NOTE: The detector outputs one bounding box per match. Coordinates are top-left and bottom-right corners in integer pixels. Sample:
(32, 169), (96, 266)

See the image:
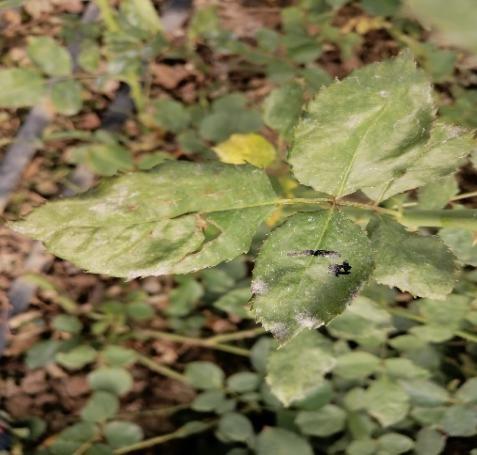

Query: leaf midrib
(335, 102), (391, 198)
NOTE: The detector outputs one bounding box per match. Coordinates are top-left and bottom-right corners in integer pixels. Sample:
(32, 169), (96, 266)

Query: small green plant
(11, 51), (477, 344)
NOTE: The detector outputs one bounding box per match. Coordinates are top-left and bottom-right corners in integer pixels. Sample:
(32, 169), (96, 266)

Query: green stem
(136, 354), (189, 383)
(451, 190), (477, 202)
(205, 327), (266, 343)
(95, 0), (119, 32)
(136, 329), (253, 357)
(114, 421), (216, 454)
(386, 307), (477, 343)
(398, 209), (477, 230)
(117, 404), (189, 419)
(208, 197), (477, 229)
(125, 69), (146, 112)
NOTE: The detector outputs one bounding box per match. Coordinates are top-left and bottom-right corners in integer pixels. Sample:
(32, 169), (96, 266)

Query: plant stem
(125, 69), (146, 112)
(386, 307), (477, 343)
(451, 190), (477, 202)
(95, 0), (119, 32)
(117, 404), (189, 419)
(205, 327), (266, 343)
(210, 197), (477, 229)
(398, 209), (477, 230)
(136, 354), (189, 383)
(136, 329), (254, 357)
(114, 421), (216, 454)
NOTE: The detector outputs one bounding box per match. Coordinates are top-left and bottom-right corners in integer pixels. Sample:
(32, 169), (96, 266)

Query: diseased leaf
(266, 331), (335, 406)
(27, 36), (72, 76)
(289, 51), (474, 200)
(368, 216), (456, 299)
(213, 133), (276, 168)
(406, 0), (477, 55)
(11, 162), (276, 279)
(251, 210), (374, 342)
(0, 68), (45, 108)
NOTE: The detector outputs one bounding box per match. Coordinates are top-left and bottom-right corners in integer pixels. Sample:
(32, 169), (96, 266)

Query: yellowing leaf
(213, 133), (276, 168)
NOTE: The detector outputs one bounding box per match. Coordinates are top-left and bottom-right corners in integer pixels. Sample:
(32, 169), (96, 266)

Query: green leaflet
(363, 122), (474, 201)
(266, 331), (335, 406)
(27, 36), (72, 77)
(251, 210), (374, 343)
(417, 175), (458, 209)
(368, 216), (456, 299)
(0, 68), (45, 108)
(365, 379), (410, 427)
(263, 82), (304, 139)
(406, 0), (477, 55)
(11, 162), (276, 279)
(289, 51), (474, 200)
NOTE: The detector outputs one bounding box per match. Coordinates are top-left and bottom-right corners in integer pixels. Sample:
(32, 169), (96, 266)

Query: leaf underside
(251, 210), (374, 343)
(11, 161), (277, 279)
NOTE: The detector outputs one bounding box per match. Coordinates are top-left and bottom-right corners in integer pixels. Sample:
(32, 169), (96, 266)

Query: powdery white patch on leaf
(251, 279), (268, 296)
(251, 210), (374, 344)
(11, 161), (277, 279)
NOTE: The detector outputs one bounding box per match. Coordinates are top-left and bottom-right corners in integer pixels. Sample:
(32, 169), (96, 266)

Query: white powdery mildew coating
(126, 266), (171, 281)
(269, 322), (289, 341)
(89, 185), (131, 215)
(251, 279), (268, 296)
(295, 312), (323, 330)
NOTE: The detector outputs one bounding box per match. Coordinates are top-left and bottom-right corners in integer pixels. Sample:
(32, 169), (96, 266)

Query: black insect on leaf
(329, 261), (352, 277)
(287, 249), (340, 257)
